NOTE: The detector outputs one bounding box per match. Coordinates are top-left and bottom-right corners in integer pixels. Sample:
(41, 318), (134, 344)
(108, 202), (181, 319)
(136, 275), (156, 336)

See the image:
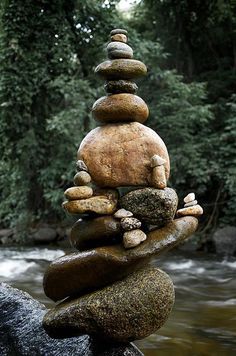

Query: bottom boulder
(43, 266), (175, 343)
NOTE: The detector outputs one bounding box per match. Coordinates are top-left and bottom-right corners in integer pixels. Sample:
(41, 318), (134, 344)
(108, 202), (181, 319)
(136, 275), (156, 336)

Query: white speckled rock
(121, 217), (141, 231)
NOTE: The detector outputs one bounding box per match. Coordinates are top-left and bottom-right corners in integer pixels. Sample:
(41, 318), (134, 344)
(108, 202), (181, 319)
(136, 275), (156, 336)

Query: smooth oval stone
(110, 28), (128, 35)
(184, 192), (195, 203)
(78, 122), (170, 188)
(107, 42), (133, 59)
(70, 216), (122, 250)
(177, 204), (203, 217)
(184, 199), (198, 207)
(64, 186), (93, 201)
(120, 187), (178, 226)
(43, 217), (198, 301)
(123, 229), (147, 249)
(92, 94), (149, 124)
(74, 171), (91, 185)
(43, 267), (175, 342)
(111, 34), (127, 43)
(114, 208), (133, 219)
(105, 80), (138, 94)
(121, 217), (141, 231)
(62, 195), (117, 215)
(95, 59), (147, 80)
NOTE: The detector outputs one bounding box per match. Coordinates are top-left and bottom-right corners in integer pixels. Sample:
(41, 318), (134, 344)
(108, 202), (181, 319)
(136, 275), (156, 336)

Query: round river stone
(107, 41), (133, 59)
(92, 94), (149, 124)
(70, 216), (122, 250)
(95, 59), (147, 80)
(110, 28), (128, 36)
(120, 187), (178, 226)
(105, 80), (138, 94)
(43, 217), (198, 301)
(43, 267), (175, 342)
(78, 122), (170, 188)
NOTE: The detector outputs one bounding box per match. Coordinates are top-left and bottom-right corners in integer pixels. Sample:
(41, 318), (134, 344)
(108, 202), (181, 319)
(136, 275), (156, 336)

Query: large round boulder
(43, 267), (175, 342)
(78, 122), (170, 187)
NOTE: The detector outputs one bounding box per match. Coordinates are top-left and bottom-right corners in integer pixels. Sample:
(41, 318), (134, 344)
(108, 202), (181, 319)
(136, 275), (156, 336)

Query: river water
(0, 246), (235, 356)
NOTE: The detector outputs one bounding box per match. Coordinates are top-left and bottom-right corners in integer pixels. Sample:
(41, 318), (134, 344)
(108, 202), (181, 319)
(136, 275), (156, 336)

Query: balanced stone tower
(42, 29), (203, 343)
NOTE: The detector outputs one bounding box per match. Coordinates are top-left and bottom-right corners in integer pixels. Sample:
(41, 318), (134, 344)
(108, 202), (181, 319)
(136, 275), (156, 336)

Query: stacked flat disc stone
(42, 29), (202, 343)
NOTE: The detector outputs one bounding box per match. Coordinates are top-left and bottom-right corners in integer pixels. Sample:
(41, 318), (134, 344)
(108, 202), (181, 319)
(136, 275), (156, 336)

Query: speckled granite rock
(0, 283), (143, 356)
(43, 267), (175, 342)
(120, 187), (178, 226)
(43, 217), (198, 301)
(70, 216), (122, 250)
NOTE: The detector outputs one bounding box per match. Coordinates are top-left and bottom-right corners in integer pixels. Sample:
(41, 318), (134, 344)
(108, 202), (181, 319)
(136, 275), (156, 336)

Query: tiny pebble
(184, 193), (195, 203)
(111, 34), (127, 43)
(184, 200), (198, 208)
(76, 160), (88, 172)
(114, 208), (133, 219)
(121, 217), (141, 231)
(123, 229), (147, 249)
(150, 154), (166, 168)
(74, 171), (91, 186)
(110, 28), (128, 36)
(177, 204), (203, 217)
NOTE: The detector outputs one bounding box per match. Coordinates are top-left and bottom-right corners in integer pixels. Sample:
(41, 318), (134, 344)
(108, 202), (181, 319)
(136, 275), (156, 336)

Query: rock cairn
(42, 29), (203, 343)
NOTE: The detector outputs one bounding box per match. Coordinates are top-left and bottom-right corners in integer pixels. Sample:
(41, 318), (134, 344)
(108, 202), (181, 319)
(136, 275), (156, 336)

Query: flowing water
(0, 246), (235, 356)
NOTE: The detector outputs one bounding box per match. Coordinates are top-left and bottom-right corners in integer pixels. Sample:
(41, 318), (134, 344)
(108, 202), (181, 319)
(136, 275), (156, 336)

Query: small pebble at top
(110, 28), (128, 36)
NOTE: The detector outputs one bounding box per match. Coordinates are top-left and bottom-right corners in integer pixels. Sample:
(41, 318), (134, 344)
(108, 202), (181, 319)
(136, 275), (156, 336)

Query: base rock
(43, 267), (175, 343)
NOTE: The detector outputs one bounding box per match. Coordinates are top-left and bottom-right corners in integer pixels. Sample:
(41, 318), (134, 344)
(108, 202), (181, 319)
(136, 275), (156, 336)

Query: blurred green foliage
(0, 0), (235, 240)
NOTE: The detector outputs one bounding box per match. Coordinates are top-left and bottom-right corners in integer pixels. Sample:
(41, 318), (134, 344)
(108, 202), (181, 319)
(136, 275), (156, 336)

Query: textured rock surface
(43, 267), (175, 342)
(95, 59), (147, 80)
(78, 122), (170, 187)
(70, 216), (122, 250)
(0, 283), (143, 356)
(64, 186), (93, 200)
(43, 217), (198, 301)
(121, 217), (141, 231)
(62, 195), (117, 215)
(120, 187), (178, 226)
(92, 94), (149, 124)
(105, 80), (138, 94)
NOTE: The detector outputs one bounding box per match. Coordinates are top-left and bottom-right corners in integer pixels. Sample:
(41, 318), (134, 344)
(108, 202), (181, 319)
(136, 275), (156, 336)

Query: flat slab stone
(95, 59), (147, 80)
(62, 195), (117, 215)
(120, 187), (178, 226)
(78, 122), (170, 188)
(43, 267), (175, 343)
(92, 94), (149, 124)
(0, 283), (143, 355)
(43, 217), (198, 301)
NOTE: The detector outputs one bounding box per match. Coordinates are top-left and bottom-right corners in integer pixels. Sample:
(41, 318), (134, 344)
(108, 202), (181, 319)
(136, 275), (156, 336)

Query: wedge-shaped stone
(70, 216), (122, 250)
(120, 187), (178, 226)
(95, 59), (147, 80)
(92, 94), (149, 124)
(43, 217), (198, 301)
(62, 195), (117, 215)
(43, 267), (175, 342)
(78, 122), (170, 187)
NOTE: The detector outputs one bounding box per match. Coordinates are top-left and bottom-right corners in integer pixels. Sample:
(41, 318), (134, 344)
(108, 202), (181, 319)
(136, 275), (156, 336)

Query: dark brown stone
(105, 80), (138, 94)
(43, 217), (198, 301)
(110, 29), (128, 36)
(43, 267), (175, 342)
(120, 187), (178, 226)
(92, 94), (149, 124)
(95, 59), (147, 80)
(70, 216), (122, 250)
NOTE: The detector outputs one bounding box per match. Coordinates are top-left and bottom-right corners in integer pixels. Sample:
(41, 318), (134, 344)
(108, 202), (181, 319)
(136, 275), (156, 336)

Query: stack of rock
(42, 29), (203, 343)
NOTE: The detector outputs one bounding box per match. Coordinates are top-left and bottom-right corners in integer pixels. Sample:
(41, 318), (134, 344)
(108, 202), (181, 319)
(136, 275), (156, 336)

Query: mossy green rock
(43, 267), (175, 342)
(43, 217), (197, 301)
(120, 187), (178, 226)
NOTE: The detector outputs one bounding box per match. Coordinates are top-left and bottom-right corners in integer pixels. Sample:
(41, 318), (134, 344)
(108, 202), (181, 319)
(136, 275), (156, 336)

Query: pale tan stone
(74, 171), (91, 186)
(184, 200), (198, 207)
(177, 204), (203, 217)
(92, 94), (149, 124)
(114, 208), (133, 219)
(111, 34), (127, 43)
(151, 165), (167, 189)
(150, 154), (166, 167)
(64, 186), (93, 201)
(62, 196), (117, 215)
(78, 122), (170, 187)
(123, 229), (147, 249)
(184, 193), (195, 203)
